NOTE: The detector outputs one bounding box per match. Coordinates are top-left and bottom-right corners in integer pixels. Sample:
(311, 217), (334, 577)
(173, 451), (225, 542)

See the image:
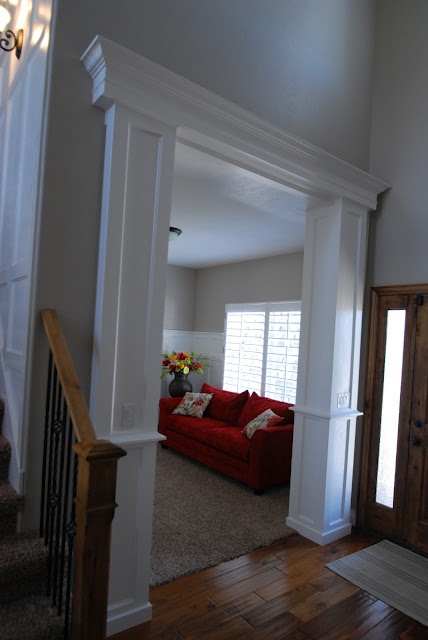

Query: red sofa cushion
(237, 392), (294, 427)
(199, 426), (250, 461)
(201, 383), (249, 424)
(166, 414), (250, 461)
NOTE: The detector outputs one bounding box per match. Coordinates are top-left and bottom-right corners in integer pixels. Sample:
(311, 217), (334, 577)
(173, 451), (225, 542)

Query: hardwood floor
(111, 529), (427, 640)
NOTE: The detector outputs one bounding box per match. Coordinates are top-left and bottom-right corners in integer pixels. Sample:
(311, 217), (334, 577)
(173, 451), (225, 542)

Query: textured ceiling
(168, 143), (312, 269)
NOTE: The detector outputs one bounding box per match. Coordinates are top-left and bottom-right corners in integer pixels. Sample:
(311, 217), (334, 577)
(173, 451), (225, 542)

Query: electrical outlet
(121, 403), (136, 429)
(337, 392), (350, 409)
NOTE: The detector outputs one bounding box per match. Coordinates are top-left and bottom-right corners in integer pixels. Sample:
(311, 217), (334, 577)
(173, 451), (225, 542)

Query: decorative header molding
(82, 35), (389, 210)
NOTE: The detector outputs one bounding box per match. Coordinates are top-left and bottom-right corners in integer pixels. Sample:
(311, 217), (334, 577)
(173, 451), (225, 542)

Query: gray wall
(194, 253), (304, 333)
(88, 0), (374, 166)
(24, 0), (427, 533)
(33, 0), (376, 396)
(26, 0), (375, 527)
(369, 0), (428, 287)
(164, 266), (196, 331)
(352, 0), (428, 515)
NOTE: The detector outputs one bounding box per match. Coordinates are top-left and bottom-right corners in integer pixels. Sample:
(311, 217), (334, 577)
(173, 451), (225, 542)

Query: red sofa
(158, 383), (294, 493)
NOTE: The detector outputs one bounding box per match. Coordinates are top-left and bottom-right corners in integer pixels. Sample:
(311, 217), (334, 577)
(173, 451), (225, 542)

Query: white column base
(106, 436), (161, 635)
(286, 516), (353, 546)
(107, 601), (152, 637)
(287, 409), (359, 546)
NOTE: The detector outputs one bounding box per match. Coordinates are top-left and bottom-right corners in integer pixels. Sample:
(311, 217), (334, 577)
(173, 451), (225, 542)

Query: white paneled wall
(161, 330), (224, 397)
(0, 0), (53, 491)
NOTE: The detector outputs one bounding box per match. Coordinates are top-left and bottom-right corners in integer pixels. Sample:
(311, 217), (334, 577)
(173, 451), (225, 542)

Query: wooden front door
(359, 284), (428, 554)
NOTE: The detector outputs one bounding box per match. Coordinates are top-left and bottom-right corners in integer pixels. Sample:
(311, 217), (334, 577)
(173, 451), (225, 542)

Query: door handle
(411, 436), (422, 446)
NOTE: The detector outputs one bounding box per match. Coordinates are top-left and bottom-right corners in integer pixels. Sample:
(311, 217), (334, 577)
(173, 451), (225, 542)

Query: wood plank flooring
(111, 529), (427, 640)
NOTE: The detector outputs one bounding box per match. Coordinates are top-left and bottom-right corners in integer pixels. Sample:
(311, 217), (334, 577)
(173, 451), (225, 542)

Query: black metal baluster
(46, 366), (59, 544)
(47, 374), (62, 597)
(45, 365), (58, 547)
(52, 396), (67, 608)
(57, 412), (73, 616)
(64, 449), (78, 639)
(40, 350), (54, 538)
(41, 341), (80, 639)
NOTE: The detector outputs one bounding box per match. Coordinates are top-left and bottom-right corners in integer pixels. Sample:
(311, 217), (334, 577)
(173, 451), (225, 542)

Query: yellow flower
(160, 350), (210, 379)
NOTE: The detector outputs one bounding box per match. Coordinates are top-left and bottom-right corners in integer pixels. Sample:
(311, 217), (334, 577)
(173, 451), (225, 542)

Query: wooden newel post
(71, 439), (126, 640)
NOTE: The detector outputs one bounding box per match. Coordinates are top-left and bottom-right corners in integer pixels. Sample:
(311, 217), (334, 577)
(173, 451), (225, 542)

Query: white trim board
(81, 36), (389, 209)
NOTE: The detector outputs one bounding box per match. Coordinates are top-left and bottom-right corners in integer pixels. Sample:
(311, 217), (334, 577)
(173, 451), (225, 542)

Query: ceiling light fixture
(169, 226), (182, 241)
(0, 4), (23, 59)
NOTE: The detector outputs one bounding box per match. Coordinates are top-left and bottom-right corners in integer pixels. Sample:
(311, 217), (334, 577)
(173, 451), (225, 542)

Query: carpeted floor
(326, 539), (428, 627)
(150, 446), (295, 586)
(0, 396), (64, 639)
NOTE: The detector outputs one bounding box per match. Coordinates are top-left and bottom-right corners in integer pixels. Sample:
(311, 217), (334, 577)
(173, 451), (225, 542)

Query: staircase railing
(40, 308), (126, 640)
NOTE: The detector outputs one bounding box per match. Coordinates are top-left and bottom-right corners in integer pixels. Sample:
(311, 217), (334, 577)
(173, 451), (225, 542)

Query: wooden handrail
(41, 308), (96, 443)
(41, 307), (126, 640)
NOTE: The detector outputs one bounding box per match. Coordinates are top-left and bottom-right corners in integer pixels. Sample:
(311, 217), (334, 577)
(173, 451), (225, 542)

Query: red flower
(160, 350), (209, 380)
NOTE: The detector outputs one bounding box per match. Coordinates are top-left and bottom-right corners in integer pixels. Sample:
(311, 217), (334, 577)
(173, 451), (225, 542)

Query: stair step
(0, 592), (65, 640)
(0, 480), (24, 537)
(0, 531), (48, 603)
(0, 398), (65, 637)
(0, 433), (11, 481)
(0, 396), (4, 434)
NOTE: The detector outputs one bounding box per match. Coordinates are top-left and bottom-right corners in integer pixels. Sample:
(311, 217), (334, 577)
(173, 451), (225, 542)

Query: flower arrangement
(161, 351), (208, 379)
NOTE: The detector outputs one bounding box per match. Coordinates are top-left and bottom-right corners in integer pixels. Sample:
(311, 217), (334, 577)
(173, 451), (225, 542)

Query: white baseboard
(107, 601), (152, 637)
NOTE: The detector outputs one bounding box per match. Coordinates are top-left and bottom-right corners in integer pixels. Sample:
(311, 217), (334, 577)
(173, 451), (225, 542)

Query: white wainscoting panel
(0, 0), (53, 492)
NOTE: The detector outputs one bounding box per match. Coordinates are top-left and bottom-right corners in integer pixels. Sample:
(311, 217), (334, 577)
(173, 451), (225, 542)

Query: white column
(286, 198), (368, 545)
(89, 103), (177, 635)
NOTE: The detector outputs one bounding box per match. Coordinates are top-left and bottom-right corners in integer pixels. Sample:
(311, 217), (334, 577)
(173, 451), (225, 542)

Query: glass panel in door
(375, 309), (406, 507)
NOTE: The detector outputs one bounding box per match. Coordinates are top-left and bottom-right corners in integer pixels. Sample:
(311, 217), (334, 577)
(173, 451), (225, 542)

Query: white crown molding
(81, 35), (389, 210)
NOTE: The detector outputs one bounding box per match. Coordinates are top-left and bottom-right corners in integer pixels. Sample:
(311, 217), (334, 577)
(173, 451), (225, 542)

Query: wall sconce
(169, 227), (182, 241)
(0, 4), (23, 59)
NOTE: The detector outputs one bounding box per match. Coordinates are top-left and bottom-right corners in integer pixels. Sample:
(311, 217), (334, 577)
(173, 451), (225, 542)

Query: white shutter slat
(224, 305), (301, 402)
(224, 311), (263, 394)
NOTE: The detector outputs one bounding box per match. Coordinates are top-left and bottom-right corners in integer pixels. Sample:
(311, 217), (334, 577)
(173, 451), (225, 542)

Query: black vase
(169, 372), (193, 397)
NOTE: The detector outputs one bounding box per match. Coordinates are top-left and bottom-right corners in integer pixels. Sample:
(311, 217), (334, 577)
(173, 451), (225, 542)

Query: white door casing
(81, 36), (389, 636)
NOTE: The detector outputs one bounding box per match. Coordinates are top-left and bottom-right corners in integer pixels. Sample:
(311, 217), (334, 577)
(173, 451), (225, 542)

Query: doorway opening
(155, 141), (308, 580)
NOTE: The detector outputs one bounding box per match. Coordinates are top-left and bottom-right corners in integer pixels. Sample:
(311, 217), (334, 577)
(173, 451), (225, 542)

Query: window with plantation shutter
(223, 302), (301, 403)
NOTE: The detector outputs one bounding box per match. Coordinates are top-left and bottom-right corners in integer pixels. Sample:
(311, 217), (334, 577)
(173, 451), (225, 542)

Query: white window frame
(223, 301), (301, 403)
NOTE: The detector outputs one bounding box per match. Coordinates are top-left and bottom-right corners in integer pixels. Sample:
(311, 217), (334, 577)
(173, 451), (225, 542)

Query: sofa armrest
(247, 424), (294, 490)
(159, 397), (182, 432)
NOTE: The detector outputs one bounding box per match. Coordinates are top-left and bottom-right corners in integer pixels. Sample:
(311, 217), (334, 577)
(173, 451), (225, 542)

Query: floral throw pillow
(172, 392), (213, 418)
(242, 408), (283, 439)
